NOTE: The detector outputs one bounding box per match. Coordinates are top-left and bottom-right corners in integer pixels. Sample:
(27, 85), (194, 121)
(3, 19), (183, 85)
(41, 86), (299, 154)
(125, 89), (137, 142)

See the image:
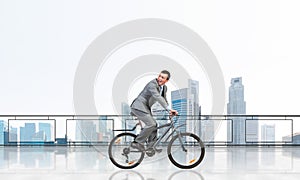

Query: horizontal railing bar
(1, 114), (300, 117)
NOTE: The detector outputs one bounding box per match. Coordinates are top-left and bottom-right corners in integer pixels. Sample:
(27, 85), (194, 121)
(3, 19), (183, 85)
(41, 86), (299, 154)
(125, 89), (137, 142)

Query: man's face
(157, 73), (169, 86)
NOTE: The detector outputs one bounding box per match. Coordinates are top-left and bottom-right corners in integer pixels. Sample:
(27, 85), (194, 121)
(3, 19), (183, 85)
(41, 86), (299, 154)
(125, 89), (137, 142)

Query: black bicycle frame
(151, 117), (186, 149)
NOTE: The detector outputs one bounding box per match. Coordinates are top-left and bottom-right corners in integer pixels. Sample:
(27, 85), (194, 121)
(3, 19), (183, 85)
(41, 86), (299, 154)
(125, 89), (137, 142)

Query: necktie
(160, 86), (163, 96)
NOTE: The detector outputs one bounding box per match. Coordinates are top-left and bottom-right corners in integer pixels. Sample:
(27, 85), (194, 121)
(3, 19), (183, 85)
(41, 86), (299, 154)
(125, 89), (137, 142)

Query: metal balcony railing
(0, 115), (299, 146)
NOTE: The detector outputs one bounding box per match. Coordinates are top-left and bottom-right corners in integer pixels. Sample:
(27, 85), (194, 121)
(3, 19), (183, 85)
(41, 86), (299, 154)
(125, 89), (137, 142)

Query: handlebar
(151, 109), (179, 115)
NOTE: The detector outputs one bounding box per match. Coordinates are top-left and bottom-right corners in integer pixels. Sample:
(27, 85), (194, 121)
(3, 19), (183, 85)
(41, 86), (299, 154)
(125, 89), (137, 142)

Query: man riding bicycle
(130, 70), (178, 151)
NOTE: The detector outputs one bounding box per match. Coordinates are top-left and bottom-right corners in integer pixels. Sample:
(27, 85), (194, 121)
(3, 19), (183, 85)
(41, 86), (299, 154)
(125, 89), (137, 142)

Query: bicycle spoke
(108, 133), (145, 169)
(167, 133), (205, 169)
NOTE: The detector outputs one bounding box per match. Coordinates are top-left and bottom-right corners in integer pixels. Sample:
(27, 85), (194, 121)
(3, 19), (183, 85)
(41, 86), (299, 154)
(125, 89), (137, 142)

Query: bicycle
(108, 114), (205, 169)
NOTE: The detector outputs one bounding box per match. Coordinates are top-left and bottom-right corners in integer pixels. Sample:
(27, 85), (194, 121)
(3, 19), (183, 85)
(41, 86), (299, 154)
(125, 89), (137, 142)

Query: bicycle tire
(108, 132), (145, 169)
(167, 132), (205, 169)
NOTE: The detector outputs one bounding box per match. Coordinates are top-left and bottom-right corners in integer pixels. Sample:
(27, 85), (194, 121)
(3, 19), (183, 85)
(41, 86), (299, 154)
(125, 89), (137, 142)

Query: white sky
(1, 0), (300, 116)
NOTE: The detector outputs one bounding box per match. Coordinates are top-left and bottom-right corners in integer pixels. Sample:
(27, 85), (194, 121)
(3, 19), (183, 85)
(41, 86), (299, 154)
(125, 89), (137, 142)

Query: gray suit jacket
(130, 78), (169, 114)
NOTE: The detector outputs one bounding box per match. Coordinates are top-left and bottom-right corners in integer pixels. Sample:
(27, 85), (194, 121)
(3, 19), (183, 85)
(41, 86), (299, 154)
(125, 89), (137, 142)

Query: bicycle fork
(177, 131), (188, 152)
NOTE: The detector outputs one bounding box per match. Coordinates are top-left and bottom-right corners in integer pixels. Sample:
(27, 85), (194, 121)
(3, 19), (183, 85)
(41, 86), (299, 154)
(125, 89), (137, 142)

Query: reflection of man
(130, 70), (178, 151)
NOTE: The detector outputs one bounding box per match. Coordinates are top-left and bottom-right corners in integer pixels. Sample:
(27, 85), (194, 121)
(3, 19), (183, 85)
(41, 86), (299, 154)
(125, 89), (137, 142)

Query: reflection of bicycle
(108, 114), (205, 169)
(109, 170), (144, 180)
(108, 170), (204, 180)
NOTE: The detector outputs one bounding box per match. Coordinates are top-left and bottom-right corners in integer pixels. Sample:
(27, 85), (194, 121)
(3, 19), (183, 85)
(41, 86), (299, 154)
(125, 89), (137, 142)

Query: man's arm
(148, 81), (178, 115)
(148, 83), (169, 110)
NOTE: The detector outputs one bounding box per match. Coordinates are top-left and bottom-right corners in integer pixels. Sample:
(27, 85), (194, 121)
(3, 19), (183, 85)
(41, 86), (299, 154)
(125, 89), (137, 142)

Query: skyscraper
(171, 88), (189, 133)
(227, 77), (246, 144)
(39, 123), (52, 142)
(171, 79), (200, 135)
(227, 77), (246, 114)
(121, 102), (134, 131)
(246, 116), (259, 143)
(75, 120), (97, 142)
(0, 120), (5, 145)
(20, 123), (36, 142)
(246, 116), (258, 144)
(188, 79), (200, 116)
(261, 124), (275, 142)
(282, 133), (297, 144)
(121, 102), (131, 116)
(9, 127), (18, 144)
(99, 115), (108, 142)
(188, 79), (201, 136)
(201, 116), (215, 143)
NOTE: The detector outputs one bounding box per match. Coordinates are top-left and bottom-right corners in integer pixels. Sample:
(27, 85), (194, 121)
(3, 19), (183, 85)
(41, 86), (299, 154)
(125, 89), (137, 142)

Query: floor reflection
(109, 170), (145, 180)
(108, 170), (204, 180)
(168, 170), (204, 180)
(0, 146), (300, 178)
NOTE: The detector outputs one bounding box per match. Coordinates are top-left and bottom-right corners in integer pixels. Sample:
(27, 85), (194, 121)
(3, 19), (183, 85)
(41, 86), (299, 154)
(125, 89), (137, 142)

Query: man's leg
(134, 114), (157, 143)
(131, 109), (157, 144)
(147, 126), (158, 145)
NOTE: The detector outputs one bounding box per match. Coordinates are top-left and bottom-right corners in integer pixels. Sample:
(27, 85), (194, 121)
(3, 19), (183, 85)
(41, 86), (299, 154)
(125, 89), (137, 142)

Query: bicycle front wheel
(167, 132), (205, 169)
(108, 133), (145, 169)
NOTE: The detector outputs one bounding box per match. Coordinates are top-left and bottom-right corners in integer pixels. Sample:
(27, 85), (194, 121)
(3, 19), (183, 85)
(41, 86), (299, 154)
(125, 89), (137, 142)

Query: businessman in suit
(130, 70), (178, 151)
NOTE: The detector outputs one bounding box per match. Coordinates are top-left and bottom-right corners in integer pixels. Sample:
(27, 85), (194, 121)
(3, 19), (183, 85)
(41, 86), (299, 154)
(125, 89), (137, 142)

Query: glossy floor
(0, 146), (300, 179)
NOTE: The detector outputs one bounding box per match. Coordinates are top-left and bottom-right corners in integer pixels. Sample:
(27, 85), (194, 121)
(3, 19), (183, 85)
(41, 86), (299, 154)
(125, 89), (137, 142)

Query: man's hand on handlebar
(169, 109), (178, 116)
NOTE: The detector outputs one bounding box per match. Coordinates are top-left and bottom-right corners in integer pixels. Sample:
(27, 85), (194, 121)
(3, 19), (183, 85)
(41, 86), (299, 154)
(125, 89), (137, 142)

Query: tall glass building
(9, 127), (18, 144)
(261, 124), (275, 142)
(246, 116), (259, 143)
(188, 79), (201, 136)
(0, 120), (5, 145)
(39, 123), (52, 142)
(171, 88), (189, 133)
(227, 77), (247, 144)
(201, 116), (215, 143)
(20, 123), (36, 142)
(171, 79), (200, 135)
(75, 120), (97, 143)
(122, 102), (134, 131)
(99, 115), (109, 142)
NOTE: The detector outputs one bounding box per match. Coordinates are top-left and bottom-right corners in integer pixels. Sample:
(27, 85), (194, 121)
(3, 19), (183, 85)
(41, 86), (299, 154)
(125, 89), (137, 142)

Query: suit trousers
(131, 108), (157, 144)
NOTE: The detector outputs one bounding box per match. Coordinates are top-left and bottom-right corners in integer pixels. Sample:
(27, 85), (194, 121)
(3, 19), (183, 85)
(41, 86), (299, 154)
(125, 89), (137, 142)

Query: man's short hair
(161, 70), (171, 80)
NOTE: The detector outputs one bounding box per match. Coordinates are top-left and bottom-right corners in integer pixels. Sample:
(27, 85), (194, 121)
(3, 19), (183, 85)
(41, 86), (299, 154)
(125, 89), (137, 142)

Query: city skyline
(0, 120), (54, 145)
(0, 75), (298, 145)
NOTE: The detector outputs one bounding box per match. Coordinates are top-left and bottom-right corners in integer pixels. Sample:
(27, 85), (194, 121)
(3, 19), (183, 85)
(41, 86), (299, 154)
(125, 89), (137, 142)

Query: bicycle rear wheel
(167, 132), (205, 169)
(108, 132), (145, 169)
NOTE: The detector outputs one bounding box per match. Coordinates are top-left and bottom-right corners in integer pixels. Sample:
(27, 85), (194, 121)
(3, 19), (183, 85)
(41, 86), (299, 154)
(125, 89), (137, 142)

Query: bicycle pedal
(131, 141), (145, 151)
(154, 148), (162, 153)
